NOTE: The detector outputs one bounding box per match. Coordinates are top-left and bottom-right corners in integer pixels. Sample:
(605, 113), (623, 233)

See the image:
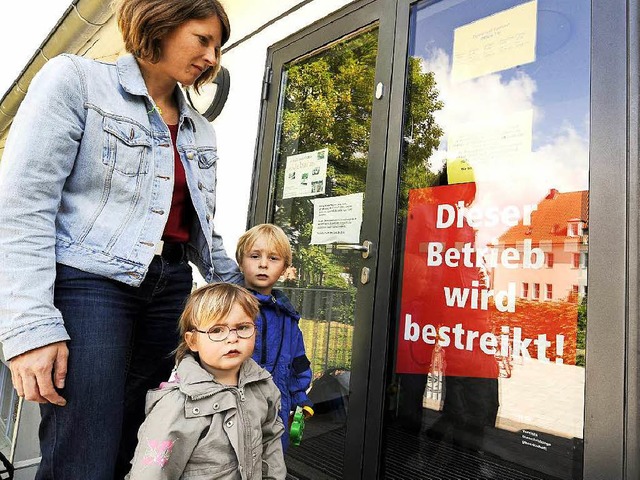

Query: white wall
(210, 0), (353, 256)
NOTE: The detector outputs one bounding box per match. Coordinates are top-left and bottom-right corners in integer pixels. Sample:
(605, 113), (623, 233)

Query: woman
(0, 0), (242, 478)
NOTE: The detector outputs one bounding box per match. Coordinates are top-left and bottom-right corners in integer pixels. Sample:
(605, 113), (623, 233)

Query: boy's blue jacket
(251, 289), (312, 449)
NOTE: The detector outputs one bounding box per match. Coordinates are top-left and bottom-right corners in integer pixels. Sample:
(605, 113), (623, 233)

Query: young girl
(127, 283), (286, 479)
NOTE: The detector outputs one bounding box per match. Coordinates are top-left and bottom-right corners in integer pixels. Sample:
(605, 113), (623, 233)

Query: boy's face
(185, 303), (256, 385)
(240, 237), (287, 295)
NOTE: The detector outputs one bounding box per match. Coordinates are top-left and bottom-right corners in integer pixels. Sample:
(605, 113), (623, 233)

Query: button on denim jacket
(0, 54), (242, 360)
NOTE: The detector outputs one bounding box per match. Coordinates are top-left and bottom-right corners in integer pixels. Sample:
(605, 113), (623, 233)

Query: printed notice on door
(310, 193), (364, 245)
(447, 109), (533, 165)
(451, 0), (537, 82)
(282, 148), (328, 199)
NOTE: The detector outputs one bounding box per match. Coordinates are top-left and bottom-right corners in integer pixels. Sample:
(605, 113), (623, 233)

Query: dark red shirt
(162, 124), (193, 243)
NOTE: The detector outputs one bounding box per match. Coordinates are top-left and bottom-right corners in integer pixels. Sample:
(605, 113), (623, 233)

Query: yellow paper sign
(447, 158), (475, 185)
(451, 0), (537, 82)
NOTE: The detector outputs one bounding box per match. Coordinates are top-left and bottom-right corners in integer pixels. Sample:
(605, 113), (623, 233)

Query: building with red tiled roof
(490, 189), (589, 302)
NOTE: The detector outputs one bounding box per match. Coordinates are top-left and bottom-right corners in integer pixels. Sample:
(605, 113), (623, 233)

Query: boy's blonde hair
(113, 0), (230, 93)
(236, 224), (293, 267)
(175, 283), (259, 362)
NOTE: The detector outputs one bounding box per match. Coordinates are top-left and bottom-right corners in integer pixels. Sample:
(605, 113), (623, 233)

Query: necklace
(147, 104), (163, 116)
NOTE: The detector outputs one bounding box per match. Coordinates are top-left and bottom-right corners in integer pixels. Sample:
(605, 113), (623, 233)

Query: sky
(410, 0), (590, 247)
(0, 0), (73, 100)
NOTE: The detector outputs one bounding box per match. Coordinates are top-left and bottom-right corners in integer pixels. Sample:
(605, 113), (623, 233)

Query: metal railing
(281, 287), (355, 377)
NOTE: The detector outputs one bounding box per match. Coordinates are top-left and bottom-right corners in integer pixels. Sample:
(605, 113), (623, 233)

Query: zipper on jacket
(191, 390), (218, 401)
(229, 387), (253, 479)
(260, 312), (268, 365)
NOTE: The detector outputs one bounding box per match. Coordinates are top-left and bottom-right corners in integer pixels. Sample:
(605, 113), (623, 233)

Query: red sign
(395, 185), (578, 377)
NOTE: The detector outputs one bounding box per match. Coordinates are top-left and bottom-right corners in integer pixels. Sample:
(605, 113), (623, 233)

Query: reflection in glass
(268, 28), (379, 479)
(383, 1), (589, 479)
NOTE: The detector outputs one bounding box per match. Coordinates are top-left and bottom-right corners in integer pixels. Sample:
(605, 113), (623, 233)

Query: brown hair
(175, 283), (259, 363)
(113, 0), (230, 92)
(236, 224), (293, 267)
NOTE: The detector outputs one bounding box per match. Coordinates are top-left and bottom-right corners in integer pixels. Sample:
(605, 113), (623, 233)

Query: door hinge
(261, 67), (273, 101)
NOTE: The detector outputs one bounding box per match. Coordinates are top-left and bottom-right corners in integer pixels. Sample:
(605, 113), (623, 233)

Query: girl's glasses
(193, 323), (256, 342)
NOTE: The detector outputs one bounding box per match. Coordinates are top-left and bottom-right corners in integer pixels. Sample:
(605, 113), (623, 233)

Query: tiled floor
(285, 414), (573, 479)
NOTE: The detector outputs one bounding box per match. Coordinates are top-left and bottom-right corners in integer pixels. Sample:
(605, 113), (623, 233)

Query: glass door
(252, 1), (393, 478)
(380, 1), (591, 479)
(270, 28), (378, 479)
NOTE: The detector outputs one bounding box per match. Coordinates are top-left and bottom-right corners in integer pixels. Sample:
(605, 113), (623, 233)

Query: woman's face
(153, 15), (223, 86)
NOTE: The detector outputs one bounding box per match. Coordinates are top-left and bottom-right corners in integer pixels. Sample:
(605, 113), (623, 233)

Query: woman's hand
(9, 342), (68, 406)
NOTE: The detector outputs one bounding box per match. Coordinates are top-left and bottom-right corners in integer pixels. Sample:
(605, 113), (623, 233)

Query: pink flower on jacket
(142, 439), (175, 467)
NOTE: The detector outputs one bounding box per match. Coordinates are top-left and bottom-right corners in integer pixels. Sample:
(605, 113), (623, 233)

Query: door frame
(363, 0), (636, 478)
(626, 2), (640, 477)
(586, 0), (636, 478)
(250, 0), (397, 478)
(251, 0), (638, 478)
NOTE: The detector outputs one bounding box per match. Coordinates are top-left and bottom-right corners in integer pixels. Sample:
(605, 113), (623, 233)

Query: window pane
(267, 27), (380, 479)
(383, 1), (589, 478)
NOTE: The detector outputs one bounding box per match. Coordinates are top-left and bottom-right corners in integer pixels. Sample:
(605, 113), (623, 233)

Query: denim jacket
(0, 54), (242, 360)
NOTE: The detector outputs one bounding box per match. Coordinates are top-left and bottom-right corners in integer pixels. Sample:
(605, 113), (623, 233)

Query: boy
(236, 224), (314, 450)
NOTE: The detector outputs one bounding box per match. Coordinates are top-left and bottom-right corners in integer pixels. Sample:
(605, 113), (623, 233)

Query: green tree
(272, 29), (444, 289)
(398, 56), (445, 214)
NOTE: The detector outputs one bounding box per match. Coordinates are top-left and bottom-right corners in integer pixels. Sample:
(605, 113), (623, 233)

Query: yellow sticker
(447, 158), (475, 185)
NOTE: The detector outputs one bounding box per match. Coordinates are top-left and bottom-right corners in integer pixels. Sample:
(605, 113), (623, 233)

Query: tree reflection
(273, 37), (446, 289)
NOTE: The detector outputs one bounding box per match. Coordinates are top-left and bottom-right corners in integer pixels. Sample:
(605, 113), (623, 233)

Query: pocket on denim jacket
(196, 147), (218, 170)
(195, 148), (218, 202)
(102, 116), (151, 176)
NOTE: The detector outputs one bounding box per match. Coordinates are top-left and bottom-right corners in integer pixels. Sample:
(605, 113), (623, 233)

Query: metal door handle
(335, 240), (373, 259)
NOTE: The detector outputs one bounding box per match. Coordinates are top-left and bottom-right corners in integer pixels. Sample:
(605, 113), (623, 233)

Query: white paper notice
(451, 0), (537, 82)
(282, 148), (328, 199)
(447, 109), (533, 165)
(310, 193), (364, 245)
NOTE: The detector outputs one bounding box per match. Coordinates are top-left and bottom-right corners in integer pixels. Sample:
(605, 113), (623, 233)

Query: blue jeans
(36, 256), (192, 480)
